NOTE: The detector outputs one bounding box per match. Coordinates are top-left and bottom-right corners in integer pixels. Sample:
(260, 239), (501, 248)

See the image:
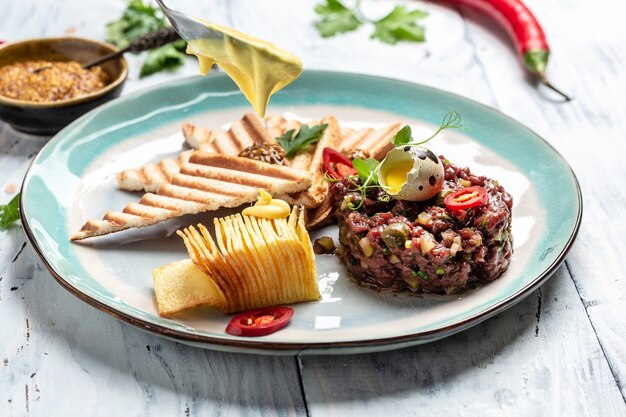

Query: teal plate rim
(19, 70), (583, 354)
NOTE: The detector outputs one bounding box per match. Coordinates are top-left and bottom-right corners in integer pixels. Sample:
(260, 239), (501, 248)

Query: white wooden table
(1, 1), (625, 416)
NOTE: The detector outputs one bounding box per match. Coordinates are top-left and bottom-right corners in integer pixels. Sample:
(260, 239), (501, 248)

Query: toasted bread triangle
(72, 153), (312, 240)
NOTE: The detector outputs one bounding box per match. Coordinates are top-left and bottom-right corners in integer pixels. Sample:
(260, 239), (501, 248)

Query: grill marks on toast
(117, 150), (194, 193)
(80, 116), (404, 239)
(340, 122), (402, 161)
(117, 117), (401, 194)
(117, 114), (275, 193)
(71, 153), (312, 241)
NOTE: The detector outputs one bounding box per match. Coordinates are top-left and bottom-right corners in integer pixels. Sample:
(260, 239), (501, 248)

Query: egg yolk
(385, 160), (413, 194)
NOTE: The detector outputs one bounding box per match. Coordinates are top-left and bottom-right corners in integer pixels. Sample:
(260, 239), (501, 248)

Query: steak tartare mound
(332, 156), (513, 294)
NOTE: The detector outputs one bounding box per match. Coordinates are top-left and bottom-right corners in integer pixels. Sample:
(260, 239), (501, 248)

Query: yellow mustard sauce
(242, 190), (291, 219)
(384, 160), (413, 194)
(186, 20), (303, 117)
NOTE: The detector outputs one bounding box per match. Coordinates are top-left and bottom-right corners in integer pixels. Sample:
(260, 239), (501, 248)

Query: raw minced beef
(331, 155), (513, 294)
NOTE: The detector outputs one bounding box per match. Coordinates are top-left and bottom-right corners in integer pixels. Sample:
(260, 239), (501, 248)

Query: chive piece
(436, 268), (445, 275)
(440, 213), (454, 223)
(417, 270), (429, 280)
(410, 269), (418, 277)
(382, 247), (391, 255)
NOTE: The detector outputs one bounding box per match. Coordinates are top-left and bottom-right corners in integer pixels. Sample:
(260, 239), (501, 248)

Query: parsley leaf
(106, 0), (187, 77)
(391, 125), (412, 146)
(140, 40), (187, 78)
(276, 123), (328, 158)
(0, 193), (21, 230)
(314, 1), (428, 44)
(372, 5), (428, 45)
(106, 0), (165, 49)
(314, 0), (362, 37)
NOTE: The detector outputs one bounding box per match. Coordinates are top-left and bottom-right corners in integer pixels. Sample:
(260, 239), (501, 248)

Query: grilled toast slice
(184, 112), (275, 153)
(340, 122), (402, 161)
(117, 113), (275, 193)
(72, 153), (311, 240)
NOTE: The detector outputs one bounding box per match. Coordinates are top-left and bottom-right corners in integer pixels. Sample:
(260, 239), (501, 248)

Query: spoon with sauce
(155, 0), (303, 117)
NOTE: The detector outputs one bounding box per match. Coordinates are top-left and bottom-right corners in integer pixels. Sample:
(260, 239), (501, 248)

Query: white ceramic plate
(21, 72), (581, 354)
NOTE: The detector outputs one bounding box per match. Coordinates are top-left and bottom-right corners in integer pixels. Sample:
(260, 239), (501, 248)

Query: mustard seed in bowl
(0, 60), (109, 103)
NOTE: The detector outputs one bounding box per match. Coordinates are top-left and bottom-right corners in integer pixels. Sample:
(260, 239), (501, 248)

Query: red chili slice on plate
(225, 306), (294, 337)
(322, 147), (357, 179)
(444, 186), (489, 211)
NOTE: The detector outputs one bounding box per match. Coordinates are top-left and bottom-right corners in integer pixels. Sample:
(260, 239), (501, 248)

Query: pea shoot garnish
(329, 110), (464, 211)
(391, 110), (464, 147)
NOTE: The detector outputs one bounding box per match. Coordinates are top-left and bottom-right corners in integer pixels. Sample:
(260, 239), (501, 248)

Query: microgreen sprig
(348, 157), (381, 209)
(392, 110), (464, 147)
(330, 111), (464, 211)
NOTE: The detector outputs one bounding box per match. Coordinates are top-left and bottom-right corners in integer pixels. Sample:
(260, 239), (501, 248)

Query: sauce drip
(242, 190), (291, 219)
(384, 160), (413, 194)
(186, 20), (303, 117)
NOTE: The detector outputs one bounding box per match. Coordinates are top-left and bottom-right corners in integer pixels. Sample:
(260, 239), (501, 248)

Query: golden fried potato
(165, 206), (320, 315)
(153, 259), (225, 317)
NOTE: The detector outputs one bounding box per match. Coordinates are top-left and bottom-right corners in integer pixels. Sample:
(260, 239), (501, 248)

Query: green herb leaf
(140, 42), (187, 78)
(391, 125), (412, 146)
(106, 0), (166, 48)
(397, 110), (464, 148)
(371, 5), (427, 45)
(106, 0), (185, 77)
(352, 157), (379, 184)
(348, 157), (382, 210)
(0, 193), (20, 229)
(417, 270), (429, 280)
(275, 123), (328, 158)
(351, 158), (369, 182)
(314, 0), (362, 37)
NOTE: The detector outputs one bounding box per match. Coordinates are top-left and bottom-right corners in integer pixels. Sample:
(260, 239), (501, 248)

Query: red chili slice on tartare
(444, 186), (488, 211)
(225, 306), (294, 337)
(322, 147), (357, 179)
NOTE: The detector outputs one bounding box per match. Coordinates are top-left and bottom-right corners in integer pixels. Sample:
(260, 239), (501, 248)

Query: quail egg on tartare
(378, 146), (444, 201)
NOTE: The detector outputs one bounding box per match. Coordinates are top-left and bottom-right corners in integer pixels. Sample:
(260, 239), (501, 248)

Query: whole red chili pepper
(436, 0), (571, 101)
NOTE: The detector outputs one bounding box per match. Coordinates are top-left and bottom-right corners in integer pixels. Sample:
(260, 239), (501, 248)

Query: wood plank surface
(299, 268), (625, 416)
(0, 0), (624, 416)
(0, 244), (307, 417)
(460, 0), (626, 400)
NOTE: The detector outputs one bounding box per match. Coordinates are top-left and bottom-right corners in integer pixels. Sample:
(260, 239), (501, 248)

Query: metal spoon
(33, 0), (222, 75)
(154, 0), (224, 42)
(82, 27), (181, 69)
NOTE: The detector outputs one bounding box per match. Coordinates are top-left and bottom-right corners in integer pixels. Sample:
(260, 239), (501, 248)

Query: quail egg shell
(379, 146), (445, 201)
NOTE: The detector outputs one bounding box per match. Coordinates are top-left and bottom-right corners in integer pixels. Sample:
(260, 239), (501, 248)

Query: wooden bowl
(0, 37), (128, 135)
